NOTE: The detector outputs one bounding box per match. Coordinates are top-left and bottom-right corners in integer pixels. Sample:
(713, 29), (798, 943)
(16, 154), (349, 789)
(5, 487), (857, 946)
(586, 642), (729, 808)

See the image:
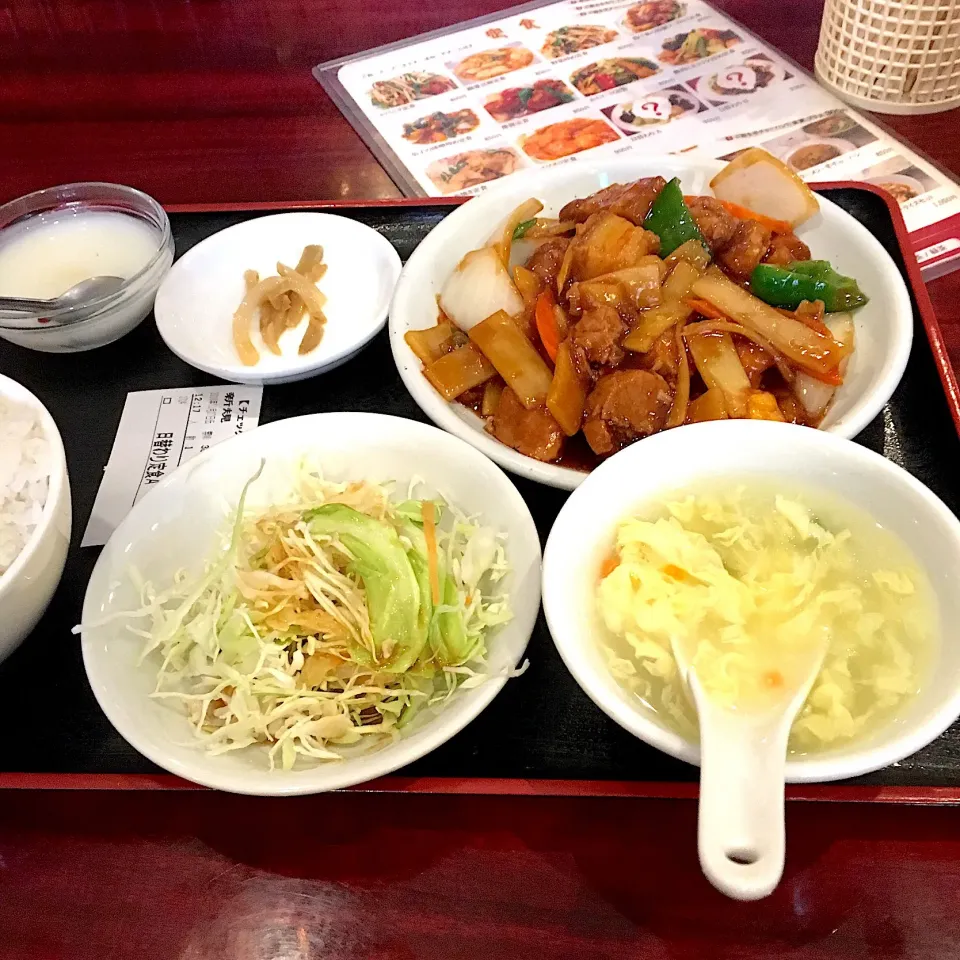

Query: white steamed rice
(0, 397), (51, 576)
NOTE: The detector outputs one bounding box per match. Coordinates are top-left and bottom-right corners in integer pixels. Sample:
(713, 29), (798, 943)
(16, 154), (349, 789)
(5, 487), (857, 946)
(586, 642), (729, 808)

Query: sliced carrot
(599, 552), (620, 579)
(795, 315), (832, 338)
(780, 302), (832, 338)
(535, 289), (560, 363)
(683, 296), (727, 320)
(662, 563), (692, 582)
(718, 200), (792, 235)
(801, 365), (844, 387)
(421, 501), (440, 606)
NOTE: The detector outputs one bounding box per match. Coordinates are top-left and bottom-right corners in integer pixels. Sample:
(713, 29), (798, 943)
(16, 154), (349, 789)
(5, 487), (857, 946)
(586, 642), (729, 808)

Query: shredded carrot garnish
(662, 563), (691, 582)
(762, 670), (784, 689)
(718, 200), (792, 235)
(684, 296), (726, 320)
(599, 552), (620, 579)
(778, 304), (832, 338)
(422, 501), (440, 605)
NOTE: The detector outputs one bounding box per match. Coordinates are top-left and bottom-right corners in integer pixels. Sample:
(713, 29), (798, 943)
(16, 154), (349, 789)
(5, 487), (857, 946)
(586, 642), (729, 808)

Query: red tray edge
(814, 180), (960, 439)
(40, 184), (955, 802)
(1, 772), (959, 805)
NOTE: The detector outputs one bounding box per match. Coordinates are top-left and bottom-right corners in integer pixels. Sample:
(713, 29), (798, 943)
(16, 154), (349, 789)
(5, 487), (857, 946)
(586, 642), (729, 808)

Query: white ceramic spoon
(673, 637), (828, 901)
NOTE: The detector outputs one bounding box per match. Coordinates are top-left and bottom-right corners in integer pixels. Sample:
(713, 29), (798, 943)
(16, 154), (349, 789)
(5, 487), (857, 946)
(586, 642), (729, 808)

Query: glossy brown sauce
(553, 433), (600, 472)
(440, 185), (831, 469)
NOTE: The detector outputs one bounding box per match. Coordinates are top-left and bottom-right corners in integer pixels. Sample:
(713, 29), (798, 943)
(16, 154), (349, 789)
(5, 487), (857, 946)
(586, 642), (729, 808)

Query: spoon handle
(0, 295), (52, 313)
(695, 689), (790, 901)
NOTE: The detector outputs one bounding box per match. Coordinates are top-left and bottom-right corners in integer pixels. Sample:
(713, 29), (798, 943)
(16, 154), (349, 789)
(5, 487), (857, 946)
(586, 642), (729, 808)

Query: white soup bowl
(543, 420), (960, 782)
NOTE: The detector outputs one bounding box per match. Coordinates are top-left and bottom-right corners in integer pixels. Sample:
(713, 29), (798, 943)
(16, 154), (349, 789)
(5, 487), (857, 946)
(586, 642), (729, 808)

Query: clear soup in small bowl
(0, 182), (173, 353)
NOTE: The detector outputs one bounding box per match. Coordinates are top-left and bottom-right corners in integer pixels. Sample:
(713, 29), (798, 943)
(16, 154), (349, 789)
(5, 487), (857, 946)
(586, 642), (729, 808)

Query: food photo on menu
(4, 0), (960, 944)
(401, 108), (482, 144)
(318, 0), (958, 277)
(624, 0), (687, 31)
(657, 26), (742, 66)
(540, 24), (620, 58)
(369, 71), (458, 108)
(569, 57), (661, 95)
(602, 86), (707, 134)
(483, 78), (576, 121)
(687, 53), (786, 104)
(426, 147), (526, 193)
(519, 116), (622, 161)
(863, 157), (940, 205)
(451, 44), (537, 83)
(748, 114), (880, 173)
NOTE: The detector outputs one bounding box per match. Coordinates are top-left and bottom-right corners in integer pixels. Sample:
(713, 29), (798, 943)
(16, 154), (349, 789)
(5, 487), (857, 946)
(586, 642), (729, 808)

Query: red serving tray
(4, 184), (958, 803)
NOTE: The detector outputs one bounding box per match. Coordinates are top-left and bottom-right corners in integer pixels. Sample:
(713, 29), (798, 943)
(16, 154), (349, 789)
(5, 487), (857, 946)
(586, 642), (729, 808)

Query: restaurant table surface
(2, 1), (960, 957)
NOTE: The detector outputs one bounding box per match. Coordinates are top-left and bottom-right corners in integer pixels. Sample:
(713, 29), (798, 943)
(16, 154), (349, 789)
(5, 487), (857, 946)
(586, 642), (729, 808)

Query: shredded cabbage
(597, 485), (935, 753)
(91, 464), (514, 770)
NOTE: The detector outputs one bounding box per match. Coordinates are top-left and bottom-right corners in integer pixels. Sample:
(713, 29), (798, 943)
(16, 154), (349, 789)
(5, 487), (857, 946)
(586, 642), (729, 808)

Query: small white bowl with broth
(0, 183), (173, 353)
(542, 420), (960, 782)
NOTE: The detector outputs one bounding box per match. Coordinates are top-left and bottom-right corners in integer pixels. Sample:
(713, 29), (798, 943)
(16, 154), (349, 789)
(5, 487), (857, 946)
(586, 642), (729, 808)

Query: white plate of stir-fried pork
(390, 151), (913, 489)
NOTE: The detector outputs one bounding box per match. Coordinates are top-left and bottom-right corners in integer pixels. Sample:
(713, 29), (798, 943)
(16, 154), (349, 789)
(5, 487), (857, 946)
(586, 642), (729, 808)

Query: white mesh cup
(815, 0), (960, 115)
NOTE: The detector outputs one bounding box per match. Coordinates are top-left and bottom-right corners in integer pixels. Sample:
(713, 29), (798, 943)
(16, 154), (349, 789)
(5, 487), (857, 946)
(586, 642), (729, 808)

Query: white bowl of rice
(0, 375), (71, 661)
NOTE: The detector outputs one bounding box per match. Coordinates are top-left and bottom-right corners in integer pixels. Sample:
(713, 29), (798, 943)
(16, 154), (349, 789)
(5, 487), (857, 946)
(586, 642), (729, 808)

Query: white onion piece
(827, 314), (855, 373)
(439, 246), (524, 332)
(794, 372), (836, 419)
(793, 314), (854, 418)
(710, 148), (820, 228)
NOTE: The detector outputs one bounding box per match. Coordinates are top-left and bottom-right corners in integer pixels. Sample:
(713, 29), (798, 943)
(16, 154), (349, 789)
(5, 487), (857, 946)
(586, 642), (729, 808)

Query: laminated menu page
(315, 0), (960, 278)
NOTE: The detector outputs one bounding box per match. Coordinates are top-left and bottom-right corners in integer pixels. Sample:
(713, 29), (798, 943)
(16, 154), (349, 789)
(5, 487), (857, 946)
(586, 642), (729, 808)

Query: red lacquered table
(2, 2), (960, 956)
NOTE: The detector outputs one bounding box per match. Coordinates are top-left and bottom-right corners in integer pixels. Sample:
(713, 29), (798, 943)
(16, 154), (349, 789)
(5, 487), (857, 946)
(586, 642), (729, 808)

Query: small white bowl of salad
(80, 412), (541, 795)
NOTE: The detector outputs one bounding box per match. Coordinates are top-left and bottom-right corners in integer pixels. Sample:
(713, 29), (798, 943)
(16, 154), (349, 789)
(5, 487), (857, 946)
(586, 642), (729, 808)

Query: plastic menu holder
(314, 0), (960, 277)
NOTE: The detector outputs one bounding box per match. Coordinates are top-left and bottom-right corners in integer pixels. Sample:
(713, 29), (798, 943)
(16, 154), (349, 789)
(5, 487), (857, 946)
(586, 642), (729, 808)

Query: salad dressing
(109, 467), (513, 770)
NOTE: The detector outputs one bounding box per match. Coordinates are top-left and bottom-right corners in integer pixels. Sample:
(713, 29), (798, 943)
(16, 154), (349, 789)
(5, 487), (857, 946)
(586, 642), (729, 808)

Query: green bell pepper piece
(749, 260), (869, 312)
(512, 218), (536, 240)
(642, 177), (706, 257)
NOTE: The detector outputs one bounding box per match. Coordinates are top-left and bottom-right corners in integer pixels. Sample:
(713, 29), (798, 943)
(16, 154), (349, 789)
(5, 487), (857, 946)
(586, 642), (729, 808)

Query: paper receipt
(82, 386), (263, 548)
